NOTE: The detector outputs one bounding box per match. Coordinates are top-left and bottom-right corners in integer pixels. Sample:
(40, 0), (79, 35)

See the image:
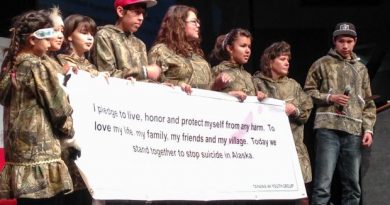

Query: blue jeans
(311, 129), (362, 205)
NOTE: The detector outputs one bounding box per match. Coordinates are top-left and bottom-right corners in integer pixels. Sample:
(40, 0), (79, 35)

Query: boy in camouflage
(304, 22), (376, 205)
(92, 0), (160, 80)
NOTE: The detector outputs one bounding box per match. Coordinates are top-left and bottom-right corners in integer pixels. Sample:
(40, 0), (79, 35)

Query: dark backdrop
(1, 0), (389, 104)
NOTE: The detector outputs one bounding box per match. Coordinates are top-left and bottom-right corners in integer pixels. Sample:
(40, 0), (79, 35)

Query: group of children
(0, 0), (376, 205)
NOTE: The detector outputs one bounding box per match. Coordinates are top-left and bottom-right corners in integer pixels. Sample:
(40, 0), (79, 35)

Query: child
(0, 10), (74, 205)
(92, 0), (160, 80)
(208, 28), (265, 101)
(46, 6), (65, 56)
(57, 14), (108, 77)
(55, 13), (108, 205)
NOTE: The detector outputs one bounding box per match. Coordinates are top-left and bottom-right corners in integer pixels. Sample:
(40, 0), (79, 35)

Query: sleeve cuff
(326, 94), (332, 104)
(142, 65), (148, 79)
(294, 108), (301, 117)
(364, 130), (373, 134)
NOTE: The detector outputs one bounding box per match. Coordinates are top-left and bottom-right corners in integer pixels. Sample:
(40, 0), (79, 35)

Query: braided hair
(2, 10), (53, 72)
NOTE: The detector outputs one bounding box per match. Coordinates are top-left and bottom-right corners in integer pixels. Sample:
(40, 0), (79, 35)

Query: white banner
(65, 71), (306, 201)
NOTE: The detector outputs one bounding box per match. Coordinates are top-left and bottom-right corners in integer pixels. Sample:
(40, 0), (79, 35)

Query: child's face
(227, 36), (251, 65)
(49, 16), (64, 52)
(270, 54), (290, 79)
(68, 23), (94, 56)
(31, 38), (51, 57)
(118, 4), (146, 33)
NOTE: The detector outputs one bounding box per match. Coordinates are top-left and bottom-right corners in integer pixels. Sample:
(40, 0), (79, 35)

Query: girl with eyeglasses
(148, 5), (214, 94)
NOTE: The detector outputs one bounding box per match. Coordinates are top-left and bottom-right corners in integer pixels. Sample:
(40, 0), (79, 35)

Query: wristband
(142, 65), (148, 79)
(326, 94), (332, 104)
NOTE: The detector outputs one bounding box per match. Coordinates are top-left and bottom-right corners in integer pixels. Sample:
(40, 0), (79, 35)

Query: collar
(253, 71), (288, 83)
(104, 25), (134, 37)
(328, 48), (360, 64)
(220, 60), (245, 70)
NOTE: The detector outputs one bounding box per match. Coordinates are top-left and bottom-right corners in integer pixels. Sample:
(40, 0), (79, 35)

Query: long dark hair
(153, 5), (203, 57)
(2, 10), (52, 71)
(62, 14), (97, 55)
(208, 28), (252, 67)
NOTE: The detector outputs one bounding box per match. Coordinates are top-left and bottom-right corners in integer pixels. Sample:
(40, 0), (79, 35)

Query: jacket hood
(220, 60), (245, 70)
(327, 48), (360, 64)
(98, 25), (133, 36)
(253, 71), (288, 83)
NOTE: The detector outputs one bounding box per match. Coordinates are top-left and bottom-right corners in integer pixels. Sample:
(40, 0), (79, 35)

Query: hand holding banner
(65, 70), (306, 201)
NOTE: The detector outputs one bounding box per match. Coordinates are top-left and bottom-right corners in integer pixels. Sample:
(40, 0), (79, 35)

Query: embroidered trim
(6, 158), (63, 166)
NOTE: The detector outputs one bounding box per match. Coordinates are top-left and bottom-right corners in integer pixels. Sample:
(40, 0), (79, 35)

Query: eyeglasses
(185, 19), (200, 26)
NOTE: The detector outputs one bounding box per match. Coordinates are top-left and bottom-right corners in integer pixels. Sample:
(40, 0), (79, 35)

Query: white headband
(31, 28), (55, 39)
(222, 31), (233, 51)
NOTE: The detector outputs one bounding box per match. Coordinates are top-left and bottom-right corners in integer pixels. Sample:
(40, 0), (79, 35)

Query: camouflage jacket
(212, 61), (257, 96)
(148, 43), (213, 89)
(0, 53), (74, 199)
(43, 53), (64, 75)
(253, 72), (312, 183)
(57, 53), (99, 77)
(304, 48), (376, 136)
(92, 25), (148, 79)
(0, 54), (66, 154)
(56, 53), (96, 191)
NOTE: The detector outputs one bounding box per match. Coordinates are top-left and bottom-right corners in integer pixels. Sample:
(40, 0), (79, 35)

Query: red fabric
(0, 148), (4, 170)
(0, 149), (16, 205)
(0, 200), (16, 205)
(114, 0), (156, 8)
